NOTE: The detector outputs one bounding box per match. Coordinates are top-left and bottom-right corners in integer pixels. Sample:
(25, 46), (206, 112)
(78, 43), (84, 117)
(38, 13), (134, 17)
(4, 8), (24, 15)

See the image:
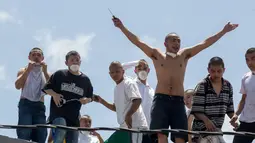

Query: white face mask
(138, 71), (148, 81)
(166, 52), (177, 58)
(70, 64), (80, 72)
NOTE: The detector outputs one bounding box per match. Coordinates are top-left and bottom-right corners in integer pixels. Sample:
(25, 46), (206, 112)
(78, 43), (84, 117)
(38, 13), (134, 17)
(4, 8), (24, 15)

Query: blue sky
(0, 0), (255, 142)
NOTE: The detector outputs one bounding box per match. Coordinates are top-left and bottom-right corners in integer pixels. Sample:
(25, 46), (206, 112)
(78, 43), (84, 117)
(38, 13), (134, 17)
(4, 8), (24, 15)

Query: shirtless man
(112, 17), (238, 143)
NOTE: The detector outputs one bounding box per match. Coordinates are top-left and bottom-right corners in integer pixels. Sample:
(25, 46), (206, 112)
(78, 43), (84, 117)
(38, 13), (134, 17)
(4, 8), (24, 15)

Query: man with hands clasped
(15, 47), (50, 143)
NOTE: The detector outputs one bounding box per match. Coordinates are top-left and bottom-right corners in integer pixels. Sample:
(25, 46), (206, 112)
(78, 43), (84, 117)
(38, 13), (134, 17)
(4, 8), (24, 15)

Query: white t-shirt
(114, 77), (148, 128)
(239, 72), (255, 123)
(78, 132), (100, 143)
(121, 60), (154, 126)
(134, 78), (154, 125)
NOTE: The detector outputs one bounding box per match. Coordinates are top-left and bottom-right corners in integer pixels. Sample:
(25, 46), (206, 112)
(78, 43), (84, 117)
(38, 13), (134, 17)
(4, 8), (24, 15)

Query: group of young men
(14, 16), (255, 143)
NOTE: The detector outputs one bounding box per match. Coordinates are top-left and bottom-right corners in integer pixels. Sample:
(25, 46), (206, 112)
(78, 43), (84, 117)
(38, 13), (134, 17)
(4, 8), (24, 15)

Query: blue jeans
(16, 99), (47, 143)
(52, 117), (78, 143)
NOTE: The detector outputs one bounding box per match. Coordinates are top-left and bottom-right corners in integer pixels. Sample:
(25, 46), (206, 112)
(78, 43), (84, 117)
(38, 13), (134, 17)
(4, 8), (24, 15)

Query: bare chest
(154, 57), (187, 73)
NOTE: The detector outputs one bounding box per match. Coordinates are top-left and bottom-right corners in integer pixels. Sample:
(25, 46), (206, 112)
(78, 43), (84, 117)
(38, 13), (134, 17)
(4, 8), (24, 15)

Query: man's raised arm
(112, 17), (155, 59)
(183, 22), (238, 59)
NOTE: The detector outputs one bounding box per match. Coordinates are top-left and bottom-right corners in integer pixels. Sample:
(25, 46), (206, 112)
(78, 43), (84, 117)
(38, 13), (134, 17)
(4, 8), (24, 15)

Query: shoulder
(17, 67), (26, 74)
(53, 69), (68, 76)
(124, 77), (136, 85)
(151, 48), (164, 60)
(242, 72), (252, 80)
(123, 77), (138, 88)
(17, 67), (27, 77)
(223, 78), (232, 86)
(80, 73), (92, 81)
(196, 78), (207, 87)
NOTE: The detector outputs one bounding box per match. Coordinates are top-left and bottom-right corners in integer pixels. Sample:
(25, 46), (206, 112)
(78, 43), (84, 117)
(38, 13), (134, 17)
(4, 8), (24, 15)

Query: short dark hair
(245, 47), (255, 55)
(165, 32), (179, 42)
(29, 47), (43, 56)
(65, 50), (80, 61)
(136, 59), (149, 67)
(109, 61), (123, 70)
(208, 56), (225, 68)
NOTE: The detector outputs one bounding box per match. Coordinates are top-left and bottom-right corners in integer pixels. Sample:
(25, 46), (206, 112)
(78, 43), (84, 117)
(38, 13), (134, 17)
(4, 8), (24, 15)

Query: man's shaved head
(165, 32), (180, 42)
(109, 61), (123, 70)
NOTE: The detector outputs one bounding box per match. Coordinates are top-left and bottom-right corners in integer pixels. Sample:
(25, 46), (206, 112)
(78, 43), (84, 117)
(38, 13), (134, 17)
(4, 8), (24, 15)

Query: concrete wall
(0, 135), (37, 143)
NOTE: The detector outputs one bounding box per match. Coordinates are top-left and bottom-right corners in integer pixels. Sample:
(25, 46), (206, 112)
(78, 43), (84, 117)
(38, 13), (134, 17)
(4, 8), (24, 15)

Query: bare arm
(183, 22), (238, 59)
(188, 115), (194, 143)
(122, 60), (139, 70)
(43, 71), (51, 81)
(235, 94), (246, 116)
(15, 68), (30, 90)
(100, 99), (116, 112)
(41, 62), (50, 81)
(193, 113), (210, 123)
(126, 98), (141, 117)
(97, 134), (104, 143)
(113, 18), (156, 59)
(43, 89), (59, 97)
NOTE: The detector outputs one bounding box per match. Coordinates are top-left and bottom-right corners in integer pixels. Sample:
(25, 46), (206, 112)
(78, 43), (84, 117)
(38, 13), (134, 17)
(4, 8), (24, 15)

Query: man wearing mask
(231, 47), (255, 143)
(15, 47), (50, 143)
(122, 59), (156, 142)
(43, 50), (94, 143)
(122, 59), (154, 127)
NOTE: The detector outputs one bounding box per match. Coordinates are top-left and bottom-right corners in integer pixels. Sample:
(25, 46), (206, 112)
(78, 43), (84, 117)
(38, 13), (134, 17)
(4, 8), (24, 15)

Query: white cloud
(0, 66), (6, 81)
(0, 11), (13, 23)
(141, 35), (158, 45)
(34, 29), (95, 71)
(0, 11), (22, 25)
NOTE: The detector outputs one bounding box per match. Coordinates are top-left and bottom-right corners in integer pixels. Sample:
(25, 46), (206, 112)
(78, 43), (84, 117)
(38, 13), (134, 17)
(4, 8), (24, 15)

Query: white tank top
(21, 66), (46, 102)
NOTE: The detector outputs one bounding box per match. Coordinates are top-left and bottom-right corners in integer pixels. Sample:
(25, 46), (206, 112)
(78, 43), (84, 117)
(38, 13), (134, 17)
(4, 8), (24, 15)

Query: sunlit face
(245, 52), (255, 71)
(28, 50), (44, 63)
(80, 116), (91, 128)
(208, 65), (225, 81)
(164, 34), (181, 54)
(135, 61), (149, 74)
(109, 64), (124, 83)
(184, 91), (194, 108)
(65, 55), (81, 67)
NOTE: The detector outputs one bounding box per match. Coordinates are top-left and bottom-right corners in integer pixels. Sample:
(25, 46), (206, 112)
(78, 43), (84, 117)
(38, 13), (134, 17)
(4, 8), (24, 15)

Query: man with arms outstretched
(112, 17), (238, 143)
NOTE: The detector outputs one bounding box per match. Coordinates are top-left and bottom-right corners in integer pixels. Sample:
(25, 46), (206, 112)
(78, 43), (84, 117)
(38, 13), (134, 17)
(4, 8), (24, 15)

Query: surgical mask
(138, 71), (148, 80)
(166, 52), (177, 58)
(70, 64), (80, 72)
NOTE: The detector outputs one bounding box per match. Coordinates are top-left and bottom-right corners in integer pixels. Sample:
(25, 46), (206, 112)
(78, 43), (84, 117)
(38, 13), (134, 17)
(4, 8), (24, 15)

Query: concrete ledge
(0, 135), (36, 143)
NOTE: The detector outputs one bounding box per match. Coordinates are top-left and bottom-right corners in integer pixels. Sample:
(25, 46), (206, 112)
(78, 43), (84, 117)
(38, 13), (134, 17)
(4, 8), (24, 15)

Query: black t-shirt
(43, 69), (93, 126)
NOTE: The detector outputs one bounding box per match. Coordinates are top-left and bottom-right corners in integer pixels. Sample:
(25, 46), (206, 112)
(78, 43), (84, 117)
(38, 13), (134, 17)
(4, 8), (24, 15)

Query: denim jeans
(52, 117), (79, 143)
(16, 99), (47, 143)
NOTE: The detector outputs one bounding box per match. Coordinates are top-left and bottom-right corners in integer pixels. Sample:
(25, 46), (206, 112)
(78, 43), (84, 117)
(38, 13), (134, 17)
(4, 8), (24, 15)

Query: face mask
(70, 64), (80, 72)
(138, 71), (148, 80)
(166, 52), (177, 58)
